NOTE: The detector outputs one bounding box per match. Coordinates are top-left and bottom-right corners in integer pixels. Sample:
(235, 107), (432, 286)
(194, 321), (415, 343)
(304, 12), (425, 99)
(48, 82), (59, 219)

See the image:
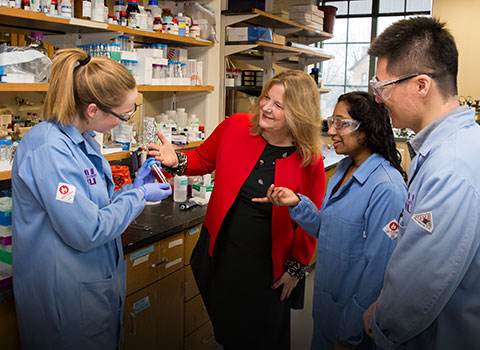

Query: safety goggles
(99, 103), (138, 122)
(370, 72), (436, 102)
(326, 115), (361, 135)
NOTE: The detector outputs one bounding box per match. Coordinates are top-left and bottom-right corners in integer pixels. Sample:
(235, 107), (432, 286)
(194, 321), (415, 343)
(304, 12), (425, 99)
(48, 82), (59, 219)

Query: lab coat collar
(56, 121), (102, 157)
(417, 106), (474, 158)
(351, 152), (384, 185)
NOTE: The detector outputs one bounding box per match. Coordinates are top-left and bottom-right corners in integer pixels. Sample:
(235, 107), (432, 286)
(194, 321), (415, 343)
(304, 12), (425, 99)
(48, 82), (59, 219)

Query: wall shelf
(223, 8), (333, 45)
(0, 7), (214, 47)
(0, 84), (214, 92)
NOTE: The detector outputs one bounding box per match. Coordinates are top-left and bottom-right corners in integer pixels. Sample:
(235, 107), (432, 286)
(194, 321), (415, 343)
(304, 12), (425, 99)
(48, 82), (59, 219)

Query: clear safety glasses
(100, 103), (138, 122)
(327, 115), (361, 135)
(370, 72), (436, 102)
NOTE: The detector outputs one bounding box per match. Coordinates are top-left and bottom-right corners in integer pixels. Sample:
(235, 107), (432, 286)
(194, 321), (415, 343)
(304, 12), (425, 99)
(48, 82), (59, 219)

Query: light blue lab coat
(12, 120), (145, 350)
(371, 107), (480, 349)
(290, 153), (406, 349)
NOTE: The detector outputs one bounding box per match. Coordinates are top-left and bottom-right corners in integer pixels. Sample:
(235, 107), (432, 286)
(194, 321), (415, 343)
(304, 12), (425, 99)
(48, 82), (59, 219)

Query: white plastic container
(173, 175), (188, 202)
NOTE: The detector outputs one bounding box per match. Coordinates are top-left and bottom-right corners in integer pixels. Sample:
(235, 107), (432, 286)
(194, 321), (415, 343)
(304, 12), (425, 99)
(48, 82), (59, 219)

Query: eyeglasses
(370, 72), (436, 102)
(99, 103), (138, 122)
(326, 115), (361, 135)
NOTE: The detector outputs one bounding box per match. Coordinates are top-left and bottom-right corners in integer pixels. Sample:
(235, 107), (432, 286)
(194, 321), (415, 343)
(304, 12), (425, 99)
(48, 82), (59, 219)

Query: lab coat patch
(56, 183), (76, 204)
(412, 211), (433, 233)
(383, 219), (399, 240)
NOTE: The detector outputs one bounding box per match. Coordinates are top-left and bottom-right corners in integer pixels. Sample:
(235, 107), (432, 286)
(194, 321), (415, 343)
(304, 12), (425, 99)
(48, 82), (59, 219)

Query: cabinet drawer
(184, 294), (209, 336)
(126, 232), (184, 295)
(184, 224), (202, 265)
(157, 232), (185, 280)
(184, 321), (218, 350)
(184, 265), (199, 301)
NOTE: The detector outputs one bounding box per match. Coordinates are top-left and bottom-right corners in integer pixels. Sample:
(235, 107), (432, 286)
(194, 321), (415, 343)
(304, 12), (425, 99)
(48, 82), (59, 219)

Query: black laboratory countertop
(122, 198), (207, 254)
(0, 199), (207, 303)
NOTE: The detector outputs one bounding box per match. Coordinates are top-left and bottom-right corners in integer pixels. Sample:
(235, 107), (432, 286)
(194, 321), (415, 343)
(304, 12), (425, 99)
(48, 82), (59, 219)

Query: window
(319, 0), (432, 117)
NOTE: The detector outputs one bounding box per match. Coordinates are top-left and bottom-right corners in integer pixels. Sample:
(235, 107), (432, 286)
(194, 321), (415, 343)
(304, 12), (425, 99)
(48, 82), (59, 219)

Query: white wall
(432, 0), (480, 99)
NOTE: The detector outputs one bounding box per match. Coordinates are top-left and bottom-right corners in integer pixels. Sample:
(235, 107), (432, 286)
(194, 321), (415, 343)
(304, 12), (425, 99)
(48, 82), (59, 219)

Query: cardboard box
(295, 20), (323, 30)
(272, 0), (317, 12)
(227, 27), (273, 43)
(270, 10), (289, 19)
(166, 48), (188, 62)
(272, 33), (286, 45)
(192, 183), (213, 200)
(290, 11), (324, 24)
(289, 4), (322, 13)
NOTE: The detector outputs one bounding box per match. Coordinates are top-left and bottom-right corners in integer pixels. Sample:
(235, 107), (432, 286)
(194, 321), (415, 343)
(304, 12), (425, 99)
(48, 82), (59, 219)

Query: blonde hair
(43, 48), (136, 124)
(250, 69), (322, 167)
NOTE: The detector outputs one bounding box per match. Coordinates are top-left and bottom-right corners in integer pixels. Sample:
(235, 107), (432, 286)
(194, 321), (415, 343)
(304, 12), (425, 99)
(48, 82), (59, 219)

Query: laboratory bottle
(175, 12), (186, 36)
(126, 0), (140, 28)
(90, 0), (103, 21)
(173, 175), (188, 202)
(74, 0), (90, 18)
(146, 0), (160, 18)
(113, 0), (124, 18)
(103, 0), (108, 22)
(60, 0), (72, 17)
(0, 141), (6, 161)
(145, 8), (153, 31)
(119, 10), (127, 26)
(161, 7), (172, 21)
(176, 108), (187, 128)
(21, 0), (30, 10)
(28, 32), (49, 56)
(153, 17), (161, 31)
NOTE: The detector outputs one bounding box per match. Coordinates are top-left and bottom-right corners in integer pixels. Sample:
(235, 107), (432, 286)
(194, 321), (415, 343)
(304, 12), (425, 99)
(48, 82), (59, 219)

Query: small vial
(148, 159), (167, 183)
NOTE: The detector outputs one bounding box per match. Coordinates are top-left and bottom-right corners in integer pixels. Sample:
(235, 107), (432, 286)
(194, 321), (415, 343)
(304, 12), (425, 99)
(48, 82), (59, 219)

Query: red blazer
(183, 113), (325, 281)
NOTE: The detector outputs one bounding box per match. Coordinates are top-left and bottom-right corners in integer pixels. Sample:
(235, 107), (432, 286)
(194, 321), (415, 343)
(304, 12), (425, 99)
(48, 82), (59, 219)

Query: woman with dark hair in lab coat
(255, 91), (407, 350)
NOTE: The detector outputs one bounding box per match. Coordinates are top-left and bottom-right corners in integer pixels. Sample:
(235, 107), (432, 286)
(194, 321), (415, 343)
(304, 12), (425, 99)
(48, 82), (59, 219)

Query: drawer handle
(150, 257), (167, 268)
(201, 335), (215, 344)
(129, 312), (136, 336)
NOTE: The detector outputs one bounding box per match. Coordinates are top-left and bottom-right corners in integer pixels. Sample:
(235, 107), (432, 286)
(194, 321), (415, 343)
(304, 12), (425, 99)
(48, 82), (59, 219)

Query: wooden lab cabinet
(123, 269), (184, 350)
(123, 232), (185, 350)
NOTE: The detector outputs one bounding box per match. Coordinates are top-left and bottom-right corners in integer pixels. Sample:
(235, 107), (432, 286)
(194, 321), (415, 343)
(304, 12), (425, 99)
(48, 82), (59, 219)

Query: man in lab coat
(363, 16), (480, 349)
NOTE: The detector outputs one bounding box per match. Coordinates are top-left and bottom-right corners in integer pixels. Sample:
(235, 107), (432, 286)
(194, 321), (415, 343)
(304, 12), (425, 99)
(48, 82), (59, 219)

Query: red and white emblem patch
(383, 219), (399, 240)
(412, 211), (433, 233)
(56, 182), (76, 204)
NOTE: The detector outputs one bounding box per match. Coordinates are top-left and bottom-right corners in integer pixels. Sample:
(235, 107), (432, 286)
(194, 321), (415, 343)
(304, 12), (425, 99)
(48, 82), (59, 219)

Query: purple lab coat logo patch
(84, 168), (97, 185)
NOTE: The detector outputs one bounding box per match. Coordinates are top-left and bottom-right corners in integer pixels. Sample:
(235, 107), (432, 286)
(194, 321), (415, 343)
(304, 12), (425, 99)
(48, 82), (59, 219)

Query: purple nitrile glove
(133, 157), (160, 188)
(139, 183), (172, 202)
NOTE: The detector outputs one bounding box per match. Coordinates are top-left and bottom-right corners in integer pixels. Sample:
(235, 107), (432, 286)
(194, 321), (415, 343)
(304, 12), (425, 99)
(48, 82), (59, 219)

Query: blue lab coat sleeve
(18, 144), (145, 252)
(371, 170), (480, 349)
(289, 194), (323, 238)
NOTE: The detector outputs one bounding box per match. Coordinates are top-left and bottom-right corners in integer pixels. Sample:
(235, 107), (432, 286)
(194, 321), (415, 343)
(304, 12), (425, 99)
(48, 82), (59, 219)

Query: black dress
(190, 143), (297, 350)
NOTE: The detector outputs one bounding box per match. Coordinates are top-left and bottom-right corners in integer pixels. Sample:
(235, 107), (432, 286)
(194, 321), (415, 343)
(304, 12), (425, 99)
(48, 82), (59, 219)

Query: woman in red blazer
(149, 70), (325, 349)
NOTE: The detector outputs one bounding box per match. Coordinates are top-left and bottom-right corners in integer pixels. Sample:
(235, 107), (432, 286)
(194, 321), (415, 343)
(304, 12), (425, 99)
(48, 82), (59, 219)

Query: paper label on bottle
(82, 0), (91, 17)
(56, 183), (76, 204)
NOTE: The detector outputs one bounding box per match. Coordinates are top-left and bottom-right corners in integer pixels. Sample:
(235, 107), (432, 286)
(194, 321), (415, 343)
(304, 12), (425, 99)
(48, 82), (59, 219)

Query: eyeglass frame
(370, 72), (436, 102)
(98, 103), (139, 122)
(326, 115), (361, 135)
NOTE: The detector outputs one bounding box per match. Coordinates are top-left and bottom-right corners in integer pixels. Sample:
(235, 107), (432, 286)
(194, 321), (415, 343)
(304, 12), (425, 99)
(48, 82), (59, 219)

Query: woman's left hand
(273, 271), (298, 301)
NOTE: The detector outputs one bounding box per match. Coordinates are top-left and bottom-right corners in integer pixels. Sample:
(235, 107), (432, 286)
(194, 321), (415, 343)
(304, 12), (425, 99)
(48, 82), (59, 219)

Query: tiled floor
(291, 266), (315, 350)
